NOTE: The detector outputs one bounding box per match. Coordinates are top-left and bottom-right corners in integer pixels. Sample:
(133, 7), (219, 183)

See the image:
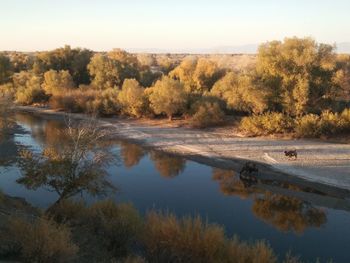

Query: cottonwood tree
(256, 37), (339, 115)
(0, 54), (12, 84)
(211, 72), (267, 114)
(42, 70), (75, 95)
(148, 76), (187, 120)
(32, 45), (93, 84)
(170, 57), (223, 93)
(118, 79), (145, 117)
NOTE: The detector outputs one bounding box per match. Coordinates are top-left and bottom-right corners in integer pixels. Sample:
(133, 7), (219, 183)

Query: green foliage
(211, 72), (267, 113)
(256, 37), (339, 115)
(295, 109), (350, 138)
(6, 216), (78, 263)
(84, 200), (142, 258)
(239, 112), (295, 136)
(170, 57), (223, 93)
(190, 96), (225, 128)
(87, 54), (122, 89)
(48, 199), (142, 259)
(118, 79), (146, 117)
(13, 72), (48, 105)
(42, 70), (75, 95)
(50, 87), (119, 115)
(149, 76), (187, 119)
(33, 45), (93, 84)
(143, 211), (277, 263)
(0, 54), (13, 84)
(240, 109), (350, 137)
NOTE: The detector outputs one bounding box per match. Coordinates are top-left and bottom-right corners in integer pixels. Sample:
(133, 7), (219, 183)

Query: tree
(32, 45), (93, 85)
(0, 54), (12, 84)
(190, 96), (225, 128)
(148, 76), (187, 120)
(170, 57), (223, 93)
(13, 71), (47, 105)
(42, 70), (75, 95)
(211, 72), (267, 114)
(256, 37), (339, 115)
(17, 117), (116, 209)
(118, 79), (145, 117)
(107, 49), (140, 81)
(88, 54), (121, 89)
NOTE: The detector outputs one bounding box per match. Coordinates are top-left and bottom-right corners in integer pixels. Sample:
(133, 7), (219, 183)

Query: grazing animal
(284, 150), (298, 160)
(239, 162), (258, 185)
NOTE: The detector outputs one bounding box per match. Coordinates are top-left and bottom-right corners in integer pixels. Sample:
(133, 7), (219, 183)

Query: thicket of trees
(1, 37), (350, 136)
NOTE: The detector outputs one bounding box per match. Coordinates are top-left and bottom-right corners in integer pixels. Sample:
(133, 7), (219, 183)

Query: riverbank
(15, 106), (350, 195)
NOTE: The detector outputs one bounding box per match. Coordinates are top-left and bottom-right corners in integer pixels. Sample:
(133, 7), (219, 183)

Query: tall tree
(256, 37), (339, 115)
(148, 76), (187, 120)
(0, 54), (13, 84)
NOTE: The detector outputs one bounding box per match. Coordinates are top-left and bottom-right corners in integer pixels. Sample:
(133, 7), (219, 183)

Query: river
(0, 112), (350, 262)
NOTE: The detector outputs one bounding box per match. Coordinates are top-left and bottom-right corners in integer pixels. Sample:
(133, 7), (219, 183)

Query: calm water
(1, 113), (350, 262)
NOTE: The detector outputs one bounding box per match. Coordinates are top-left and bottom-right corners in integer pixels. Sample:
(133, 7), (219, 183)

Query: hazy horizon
(1, 0), (350, 52)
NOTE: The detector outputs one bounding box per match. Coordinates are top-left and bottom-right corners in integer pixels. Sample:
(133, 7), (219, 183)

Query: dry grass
(142, 211), (277, 263)
(6, 216), (78, 263)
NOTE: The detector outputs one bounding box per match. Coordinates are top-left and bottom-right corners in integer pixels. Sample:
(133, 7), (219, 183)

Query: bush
(15, 86), (48, 105)
(50, 87), (119, 115)
(295, 109), (350, 138)
(118, 79), (146, 117)
(6, 216), (78, 263)
(148, 76), (187, 120)
(142, 211), (276, 263)
(190, 97), (225, 128)
(83, 200), (142, 258)
(239, 112), (295, 136)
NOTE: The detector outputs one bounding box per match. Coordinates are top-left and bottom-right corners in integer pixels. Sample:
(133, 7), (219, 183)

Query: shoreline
(14, 106), (350, 198)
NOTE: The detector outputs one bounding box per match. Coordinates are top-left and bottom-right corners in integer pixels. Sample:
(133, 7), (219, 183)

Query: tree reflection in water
(150, 151), (186, 178)
(119, 141), (145, 168)
(212, 168), (327, 234)
(16, 117), (117, 209)
(252, 193), (327, 234)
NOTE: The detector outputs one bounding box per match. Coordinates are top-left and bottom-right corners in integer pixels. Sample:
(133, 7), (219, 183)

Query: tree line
(1, 37), (350, 136)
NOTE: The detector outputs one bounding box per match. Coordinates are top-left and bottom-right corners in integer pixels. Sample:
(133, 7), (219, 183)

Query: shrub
(50, 87), (119, 115)
(190, 97), (225, 128)
(142, 211), (276, 263)
(295, 109), (350, 138)
(239, 112), (295, 136)
(118, 79), (146, 117)
(15, 86), (48, 105)
(6, 216), (78, 263)
(148, 76), (187, 120)
(83, 200), (142, 258)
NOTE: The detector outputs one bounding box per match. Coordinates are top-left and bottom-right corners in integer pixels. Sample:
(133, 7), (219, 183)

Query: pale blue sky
(1, 0), (349, 51)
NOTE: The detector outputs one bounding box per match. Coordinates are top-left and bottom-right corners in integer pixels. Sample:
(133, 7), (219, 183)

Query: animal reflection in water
(239, 162), (259, 187)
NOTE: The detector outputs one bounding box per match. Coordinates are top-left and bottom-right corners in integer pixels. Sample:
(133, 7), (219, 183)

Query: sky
(1, 0), (350, 52)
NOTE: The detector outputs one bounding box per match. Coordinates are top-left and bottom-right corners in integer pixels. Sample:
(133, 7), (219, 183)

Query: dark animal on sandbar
(284, 150), (297, 160)
(239, 162), (258, 185)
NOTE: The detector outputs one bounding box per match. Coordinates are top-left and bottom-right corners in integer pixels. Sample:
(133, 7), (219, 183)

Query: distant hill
(127, 42), (350, 55)
(336, 42), (350, 53)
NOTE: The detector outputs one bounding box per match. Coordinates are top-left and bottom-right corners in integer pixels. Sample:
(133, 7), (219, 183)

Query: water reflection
(212, 168), (327, 234)
(150, 151), (186, 178)
(252, 193), (327, 234)
(119, 141), (145, 168)
(16, 116), (117, 209)
(212, 168), (258, 199)
(0, 115), (24, 167)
